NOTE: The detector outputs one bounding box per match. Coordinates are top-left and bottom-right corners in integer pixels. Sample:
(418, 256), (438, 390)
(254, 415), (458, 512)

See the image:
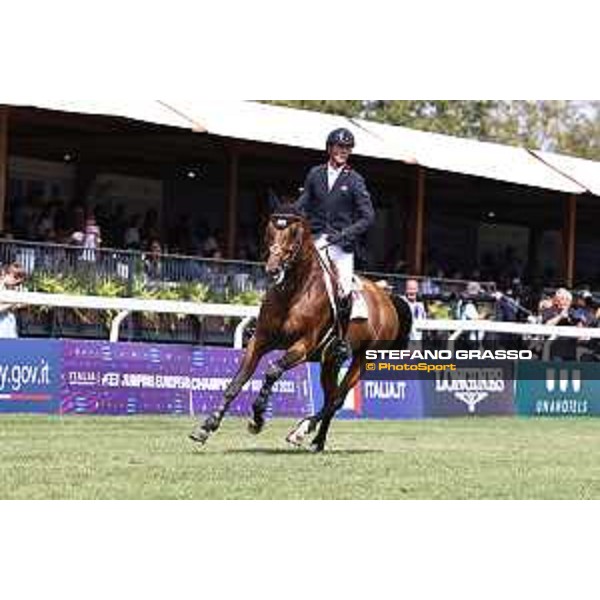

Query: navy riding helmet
(326, 128), (355, 149)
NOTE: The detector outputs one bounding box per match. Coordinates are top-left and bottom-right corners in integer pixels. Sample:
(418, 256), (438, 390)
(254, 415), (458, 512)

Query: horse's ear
(268, 188), (281, 212)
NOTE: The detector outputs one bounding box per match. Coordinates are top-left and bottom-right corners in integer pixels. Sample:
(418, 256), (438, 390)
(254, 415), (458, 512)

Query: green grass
(1, 415), (600, 499)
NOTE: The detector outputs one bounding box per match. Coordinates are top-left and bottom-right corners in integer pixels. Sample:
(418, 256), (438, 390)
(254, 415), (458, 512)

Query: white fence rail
(415, 318), (600, 339)
(3, 290), (600, 349)
(0, 290), (259, 347)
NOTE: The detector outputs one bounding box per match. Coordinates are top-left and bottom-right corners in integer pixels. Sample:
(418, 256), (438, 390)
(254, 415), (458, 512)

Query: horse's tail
(390, 294), (413, 349)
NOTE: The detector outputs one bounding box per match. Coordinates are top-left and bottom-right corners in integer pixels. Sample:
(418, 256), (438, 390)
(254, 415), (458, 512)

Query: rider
(293, 127), (375, 360)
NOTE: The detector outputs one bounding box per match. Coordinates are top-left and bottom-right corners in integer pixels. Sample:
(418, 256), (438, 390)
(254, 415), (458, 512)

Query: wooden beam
(407, 166), (426, 275)
(563, 194), (577, 287)
(226, 148), (239, 258)
(0, 106), (8, 232)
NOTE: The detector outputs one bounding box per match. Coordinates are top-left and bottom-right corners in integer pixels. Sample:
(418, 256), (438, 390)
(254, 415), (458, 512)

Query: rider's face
(328, 144), (352, 167)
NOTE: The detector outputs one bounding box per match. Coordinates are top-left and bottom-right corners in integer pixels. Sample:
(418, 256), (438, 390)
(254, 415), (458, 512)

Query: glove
(326, 231), (345, 245)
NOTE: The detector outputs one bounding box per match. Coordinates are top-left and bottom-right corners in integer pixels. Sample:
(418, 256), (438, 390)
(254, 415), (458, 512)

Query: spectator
(403, 279), (427, 341)
(421, 266), (443, 295)
(108, 204), (126, 249)
(541, 288), (573, 327)
(144, 240), (164, 281)
(571, 290), (597, 328)
(0, 263), (26, 339)
(124, 215), (142, 250)
(82, 213), (102, 262)
(495, 280), (524, 323)
(169, 215), (192, 254)
(69, 205), (86, 246)
(202, 234), (221, 258)
(457, 281), (486, 344)
(36, 204), (55, 240)
(542, 288), (575, 361)
(53, 201), (68, 239)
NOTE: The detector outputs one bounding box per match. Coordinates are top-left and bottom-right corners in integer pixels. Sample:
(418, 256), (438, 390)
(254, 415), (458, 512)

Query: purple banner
(61, 341), (192, 414)
(61, 341), (313, 417)
(190, 348), (313, 418)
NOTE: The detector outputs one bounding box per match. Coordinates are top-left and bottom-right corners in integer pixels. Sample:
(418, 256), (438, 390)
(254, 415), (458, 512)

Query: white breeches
(315, 235), (354, 297)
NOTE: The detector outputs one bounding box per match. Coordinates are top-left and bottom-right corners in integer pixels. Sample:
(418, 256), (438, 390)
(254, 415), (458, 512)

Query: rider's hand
(326, 232), (345, 245)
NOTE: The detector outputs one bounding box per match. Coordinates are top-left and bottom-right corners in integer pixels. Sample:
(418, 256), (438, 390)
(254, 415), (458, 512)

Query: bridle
(267, 217), (306, 289)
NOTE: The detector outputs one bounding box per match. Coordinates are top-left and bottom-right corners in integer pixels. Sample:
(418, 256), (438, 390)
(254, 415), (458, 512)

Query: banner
(0, 340), (61, 413)
(190, 348), (313, 418)
(61, 341), (192, 414)
(61, 341), (312, 417)
(516, 361), (600, 416)
(308, 363), (425, 419)
(424, 362), (515, 417)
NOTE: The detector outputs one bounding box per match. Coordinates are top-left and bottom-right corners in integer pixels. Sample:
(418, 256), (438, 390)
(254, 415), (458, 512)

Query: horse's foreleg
(248, 339), (312, 435)
(310, 353), (362, 453)
(190, 337), (268, 445)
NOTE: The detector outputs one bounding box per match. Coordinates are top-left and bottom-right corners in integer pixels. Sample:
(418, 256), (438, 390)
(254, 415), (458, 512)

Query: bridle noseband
(267, 217), (306, 289)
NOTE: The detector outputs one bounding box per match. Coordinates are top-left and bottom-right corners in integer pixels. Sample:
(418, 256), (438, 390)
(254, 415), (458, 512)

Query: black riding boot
(331, 294), (352, 364)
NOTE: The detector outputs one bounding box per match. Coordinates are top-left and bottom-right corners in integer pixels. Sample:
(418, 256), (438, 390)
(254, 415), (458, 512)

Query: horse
(189, 210), (413, 452)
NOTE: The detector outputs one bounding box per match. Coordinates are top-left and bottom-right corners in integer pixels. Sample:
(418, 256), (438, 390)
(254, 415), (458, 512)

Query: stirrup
(331, 337), (352, 364)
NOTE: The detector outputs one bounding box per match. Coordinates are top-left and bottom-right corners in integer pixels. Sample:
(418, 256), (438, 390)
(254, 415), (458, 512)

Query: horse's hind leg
(190, 337), (269, 445)
(310, 353), (362, 453)
(249, 340), (312, 435)
(286, 346), (339, 447)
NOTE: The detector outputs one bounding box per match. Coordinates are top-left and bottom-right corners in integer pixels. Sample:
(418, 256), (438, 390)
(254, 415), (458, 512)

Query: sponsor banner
(0, 339), (61, 413)
(423, 361), (515, 416)
(516, 361), (600, 416)
(361, 379), (425, 419)
(62, 342), (313, 417)
(61, 341), (192, 414)
(190, 349), (312, 418)
(309, 363), (425, 419)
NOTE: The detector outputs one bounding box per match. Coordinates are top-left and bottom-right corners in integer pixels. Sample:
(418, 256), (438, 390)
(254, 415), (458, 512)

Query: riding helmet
(326, 128), (355, 149)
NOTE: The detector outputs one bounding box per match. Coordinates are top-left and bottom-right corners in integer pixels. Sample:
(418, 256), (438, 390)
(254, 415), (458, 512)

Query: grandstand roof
(1, 98), (597, 195)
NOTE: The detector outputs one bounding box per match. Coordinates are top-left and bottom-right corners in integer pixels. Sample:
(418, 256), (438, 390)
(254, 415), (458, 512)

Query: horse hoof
(247, 419), (264, 435)
(309, 442), (325, 454)
(286, 418), (312, 447)
(189, 429), (210, 445)
(285, 432), (304, 448)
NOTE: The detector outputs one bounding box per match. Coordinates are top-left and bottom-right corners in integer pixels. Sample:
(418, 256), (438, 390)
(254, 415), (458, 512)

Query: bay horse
(190, 210), (412, 452)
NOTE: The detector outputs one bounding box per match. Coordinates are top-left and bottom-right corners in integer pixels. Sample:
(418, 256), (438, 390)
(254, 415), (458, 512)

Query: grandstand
(1, 99), (600, 292)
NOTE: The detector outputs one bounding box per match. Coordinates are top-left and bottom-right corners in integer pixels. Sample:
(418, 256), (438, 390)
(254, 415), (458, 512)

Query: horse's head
(265, 211), (311, 289)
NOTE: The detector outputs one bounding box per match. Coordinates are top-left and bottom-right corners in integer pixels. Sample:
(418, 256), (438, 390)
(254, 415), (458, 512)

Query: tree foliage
(263, 100), (600, 161)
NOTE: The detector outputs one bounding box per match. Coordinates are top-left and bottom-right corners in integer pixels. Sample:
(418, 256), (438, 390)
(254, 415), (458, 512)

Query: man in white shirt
(403, 279), (427, 340)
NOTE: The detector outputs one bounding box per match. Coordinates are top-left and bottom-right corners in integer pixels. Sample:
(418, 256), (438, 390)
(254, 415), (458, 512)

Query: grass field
(1, 415), (600, 499)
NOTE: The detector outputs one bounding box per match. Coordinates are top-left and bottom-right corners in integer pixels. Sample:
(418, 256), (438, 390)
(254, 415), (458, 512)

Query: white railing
(3, 290), (600, 349)
(414, 318), (600, 339)
(0, 290), (259, 348)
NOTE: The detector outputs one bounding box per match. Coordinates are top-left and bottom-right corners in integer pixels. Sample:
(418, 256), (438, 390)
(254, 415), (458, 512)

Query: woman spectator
(82, 212), (102, 262)
(0, 263), (26, 339)
(143, 239), (164, 282)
